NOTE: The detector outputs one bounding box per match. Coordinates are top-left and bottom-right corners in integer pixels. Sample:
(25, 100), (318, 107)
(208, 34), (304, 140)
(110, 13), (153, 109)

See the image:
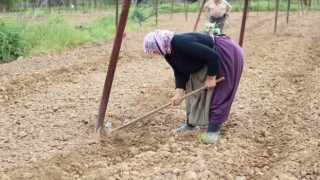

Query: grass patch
(0, 11), (155, 61)
(230, 1), (316, 12)
(23, 17), (93, 55)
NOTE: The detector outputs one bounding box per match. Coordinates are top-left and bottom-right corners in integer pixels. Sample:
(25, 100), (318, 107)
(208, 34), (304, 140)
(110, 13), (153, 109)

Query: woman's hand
(205, 76), (217, 89)
(171, 88), (185, 106)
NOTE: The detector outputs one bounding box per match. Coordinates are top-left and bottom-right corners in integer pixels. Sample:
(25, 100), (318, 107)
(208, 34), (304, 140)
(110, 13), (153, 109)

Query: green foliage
(0, 22), (27, 62)
(17, 14), (148, 56)
(158, 2), (200, 13)
(198, 134), (210, 144)
(231, 1), (311, 12)
(112, 137), (124, 144)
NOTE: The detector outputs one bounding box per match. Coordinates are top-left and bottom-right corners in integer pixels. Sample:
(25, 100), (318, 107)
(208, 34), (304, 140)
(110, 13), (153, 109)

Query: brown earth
(0, 11), (319, 180)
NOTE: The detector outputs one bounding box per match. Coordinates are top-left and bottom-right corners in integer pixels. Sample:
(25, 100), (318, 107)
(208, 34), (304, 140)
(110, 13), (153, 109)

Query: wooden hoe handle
(109, 77), (225, 133)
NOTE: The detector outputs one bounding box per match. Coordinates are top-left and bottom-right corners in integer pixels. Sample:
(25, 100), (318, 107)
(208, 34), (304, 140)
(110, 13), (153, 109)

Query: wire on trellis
(131, 0), (156, 26)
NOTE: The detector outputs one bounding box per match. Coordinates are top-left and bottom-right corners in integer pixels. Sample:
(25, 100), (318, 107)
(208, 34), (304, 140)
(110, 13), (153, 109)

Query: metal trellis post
(239, 0), (250, 47)
(274, 0), (279, 34)
(93, 0), (132, 142)
(156, 0), (158, 26)
(287, 0), (291, 24)
(116, 0), (119, 27)
(193, 0), (206, 32)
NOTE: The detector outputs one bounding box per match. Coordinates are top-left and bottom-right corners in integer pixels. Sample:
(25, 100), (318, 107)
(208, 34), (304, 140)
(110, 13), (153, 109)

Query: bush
(0, 23), (27, 63)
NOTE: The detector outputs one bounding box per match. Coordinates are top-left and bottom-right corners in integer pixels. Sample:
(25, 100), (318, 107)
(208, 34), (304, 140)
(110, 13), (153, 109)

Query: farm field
(0, 11), (319, 179)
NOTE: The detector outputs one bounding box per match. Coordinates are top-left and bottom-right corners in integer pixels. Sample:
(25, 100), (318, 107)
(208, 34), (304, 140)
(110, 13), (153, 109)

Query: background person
(143, 30), (243, 144)
(204, 0), (232, 33)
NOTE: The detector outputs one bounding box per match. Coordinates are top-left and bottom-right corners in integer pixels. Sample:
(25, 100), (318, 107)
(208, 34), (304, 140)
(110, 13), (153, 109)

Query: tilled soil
(0, 11), (319, 180)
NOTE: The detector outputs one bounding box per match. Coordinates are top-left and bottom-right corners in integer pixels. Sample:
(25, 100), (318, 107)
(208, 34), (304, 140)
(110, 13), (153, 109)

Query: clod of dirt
(183, 171), (198, 180)
(271, 173), (299, 180)
(172, 168), (181, 175)
(129, 147), (139, 155)
(169, 143), (179, 152)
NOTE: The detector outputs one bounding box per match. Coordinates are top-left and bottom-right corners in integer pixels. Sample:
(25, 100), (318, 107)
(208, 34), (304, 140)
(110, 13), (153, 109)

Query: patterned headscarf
(143, 29), (175, 56)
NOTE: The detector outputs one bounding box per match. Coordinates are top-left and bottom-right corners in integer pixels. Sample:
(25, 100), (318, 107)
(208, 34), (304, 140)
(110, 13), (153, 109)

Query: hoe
(106, 77), (225, 136)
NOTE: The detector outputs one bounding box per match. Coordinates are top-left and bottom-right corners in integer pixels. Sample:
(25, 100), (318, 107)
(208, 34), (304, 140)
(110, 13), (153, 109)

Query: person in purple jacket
(143, 29), (243, 144)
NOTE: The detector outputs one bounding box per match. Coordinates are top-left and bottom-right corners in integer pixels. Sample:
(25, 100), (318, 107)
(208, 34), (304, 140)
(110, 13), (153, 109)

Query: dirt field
(0, 11), (319, 180)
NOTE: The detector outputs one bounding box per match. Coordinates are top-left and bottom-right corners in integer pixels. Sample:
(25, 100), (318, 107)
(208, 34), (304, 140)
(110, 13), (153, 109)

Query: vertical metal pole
(155, 0), (158, 26)
(257, 0), (259, 16)
(307, 0), (311, 14)
(93, 0), (131, 142)
(187, 2), (189, 20)
(82, 0), (84, 12)
(193, 0), (206, 32)
(48, 0), (51, 13)
(170, 0), (173, 19)
(116, 0), (119, 27)
(298, 0), (300, 17)
(239, 0), (250, 47)
(286, 0), (291, 24)
(247, 0), (251, 19)
(183, 0), (187, 21)
(24, 0), (27, 11)
(301, 0), (304, 14)
(274, 0), (279, 34)
(75, 0), (77, 13)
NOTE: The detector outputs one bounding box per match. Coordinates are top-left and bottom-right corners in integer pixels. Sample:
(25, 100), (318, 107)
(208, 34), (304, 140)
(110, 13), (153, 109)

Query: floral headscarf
(143, 29), (175, 56)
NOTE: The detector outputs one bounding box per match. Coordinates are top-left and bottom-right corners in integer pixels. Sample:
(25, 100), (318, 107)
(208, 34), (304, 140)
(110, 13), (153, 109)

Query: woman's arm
(165, 56), (189, 106)
(171, 88), (185, 106)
